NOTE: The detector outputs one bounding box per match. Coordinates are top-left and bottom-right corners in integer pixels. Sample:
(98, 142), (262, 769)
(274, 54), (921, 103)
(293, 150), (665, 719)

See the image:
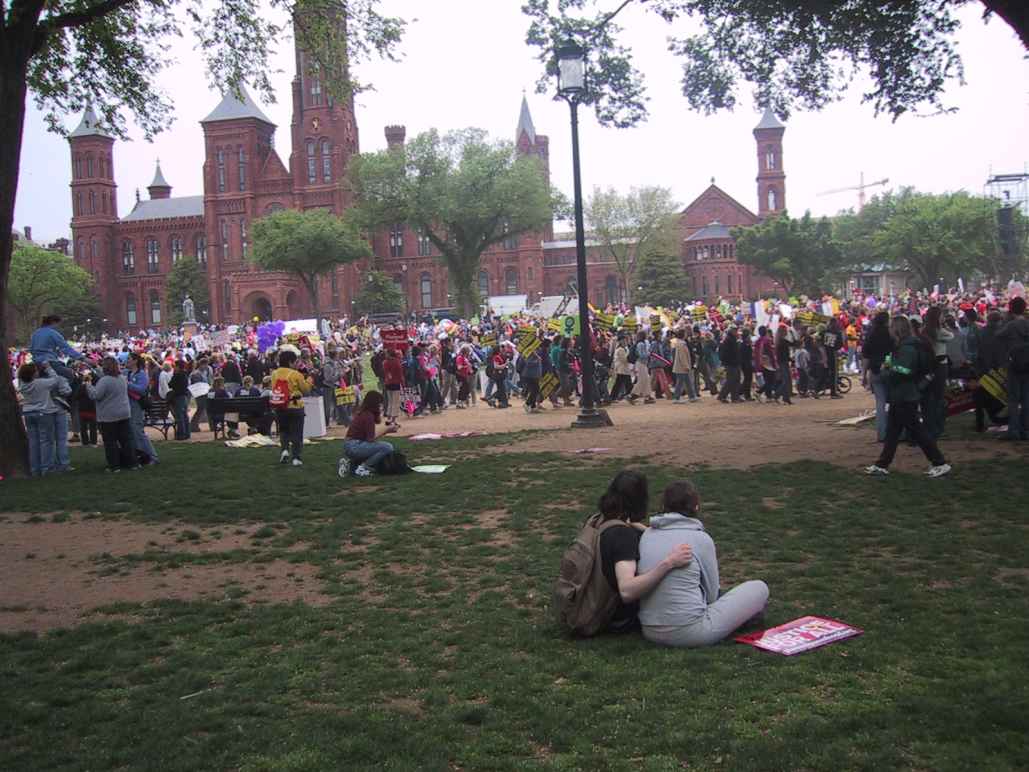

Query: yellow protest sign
(517, 327), (541, 357)
(547, 318), (562, 333)
(539, 372), (560, 401)
(335, 386), (356, 406)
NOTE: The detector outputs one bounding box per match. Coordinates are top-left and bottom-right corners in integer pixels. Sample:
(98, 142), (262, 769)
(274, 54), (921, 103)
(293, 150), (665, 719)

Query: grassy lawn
(1, 437), (1027, 771)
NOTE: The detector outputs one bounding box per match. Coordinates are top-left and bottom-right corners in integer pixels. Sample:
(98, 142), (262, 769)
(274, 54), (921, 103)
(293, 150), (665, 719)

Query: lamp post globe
(556, 39), (611, 429)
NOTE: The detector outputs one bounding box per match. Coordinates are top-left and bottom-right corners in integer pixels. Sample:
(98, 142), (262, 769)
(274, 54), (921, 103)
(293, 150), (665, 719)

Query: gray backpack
(552, 514), (627, 637)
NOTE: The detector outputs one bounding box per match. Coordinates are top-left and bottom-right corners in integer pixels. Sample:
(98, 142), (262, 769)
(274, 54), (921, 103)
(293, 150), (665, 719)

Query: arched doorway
(244, 291), (274, 321)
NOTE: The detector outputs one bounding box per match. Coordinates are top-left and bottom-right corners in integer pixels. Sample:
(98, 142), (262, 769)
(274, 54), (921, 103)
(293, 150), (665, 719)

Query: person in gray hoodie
(17, 362), (70, 476)
(86, 357), (138, 472)
(637, 481), (768, 648)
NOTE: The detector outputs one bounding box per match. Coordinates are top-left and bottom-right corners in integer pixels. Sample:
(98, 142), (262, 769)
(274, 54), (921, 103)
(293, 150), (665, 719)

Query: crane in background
(817, 172), (889, 211)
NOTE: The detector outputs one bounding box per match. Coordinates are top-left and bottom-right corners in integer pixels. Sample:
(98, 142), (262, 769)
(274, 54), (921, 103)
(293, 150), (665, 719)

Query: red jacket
(383, 357), (405, 388)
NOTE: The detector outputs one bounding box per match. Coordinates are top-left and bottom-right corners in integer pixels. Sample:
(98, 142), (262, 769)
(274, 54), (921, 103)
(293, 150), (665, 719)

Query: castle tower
(200, 88), (276, 322)
(515, 94), (553, 241)
(68, 106), (118, 314)
(753, 107), (786, 218)
(384, 125), (406, 151)
(147, 160), (172, 199)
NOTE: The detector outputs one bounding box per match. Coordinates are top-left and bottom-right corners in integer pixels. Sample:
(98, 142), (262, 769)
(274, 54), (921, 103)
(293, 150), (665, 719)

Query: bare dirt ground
(0, 515), (328, 633)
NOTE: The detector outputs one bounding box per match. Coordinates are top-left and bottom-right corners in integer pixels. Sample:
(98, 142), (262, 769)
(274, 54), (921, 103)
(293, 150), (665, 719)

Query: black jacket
(718, 337), (740, 367)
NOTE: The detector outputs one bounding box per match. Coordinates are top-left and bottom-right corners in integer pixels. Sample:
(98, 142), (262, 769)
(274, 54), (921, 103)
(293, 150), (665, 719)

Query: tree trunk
(305, 276), (322, 338)
(450, 255), (479, 319)
(0, 46), (32, 479)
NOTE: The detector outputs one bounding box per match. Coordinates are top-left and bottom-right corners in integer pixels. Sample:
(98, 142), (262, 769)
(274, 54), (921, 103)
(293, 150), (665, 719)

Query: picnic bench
(208, 395), (273, 439)
(144, 398), (174, 440)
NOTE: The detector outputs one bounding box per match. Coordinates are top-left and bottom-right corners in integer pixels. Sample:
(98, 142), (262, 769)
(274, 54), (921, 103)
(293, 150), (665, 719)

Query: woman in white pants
(637, 480), (768, 647)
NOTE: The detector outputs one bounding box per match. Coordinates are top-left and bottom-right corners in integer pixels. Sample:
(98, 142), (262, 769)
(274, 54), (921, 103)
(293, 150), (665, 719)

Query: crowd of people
(10, 282), (1029, 479)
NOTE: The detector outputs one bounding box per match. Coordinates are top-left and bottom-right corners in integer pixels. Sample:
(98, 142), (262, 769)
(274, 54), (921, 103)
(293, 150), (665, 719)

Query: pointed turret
(69, 105), (113, 139)
(753, 107), (786, 217)
(754, 107), (784, 131)
(201, 88), (275, 126)
(516, 94), (536, 145)
(147, 160), (172, 199)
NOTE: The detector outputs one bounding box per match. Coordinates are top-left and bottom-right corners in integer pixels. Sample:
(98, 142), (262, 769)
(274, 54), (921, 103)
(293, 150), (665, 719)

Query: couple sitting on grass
(597, 471), (768, 647)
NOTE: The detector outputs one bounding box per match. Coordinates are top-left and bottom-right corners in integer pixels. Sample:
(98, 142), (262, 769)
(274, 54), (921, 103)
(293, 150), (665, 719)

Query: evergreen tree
(634, 218), (691, 306)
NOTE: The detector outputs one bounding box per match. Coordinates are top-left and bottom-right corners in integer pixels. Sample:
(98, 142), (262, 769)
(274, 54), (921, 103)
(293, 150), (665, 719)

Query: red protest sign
(381, 329), (410, 351)
(735, 615), (862, 656)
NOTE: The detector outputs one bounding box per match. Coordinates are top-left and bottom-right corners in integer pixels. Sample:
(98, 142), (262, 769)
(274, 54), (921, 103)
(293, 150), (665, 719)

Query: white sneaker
(337, 457), (351, 478)
(865, 465), (889, 477)
(354, 464), (373, 478)
(927, 463), (952, 478)
(292, 458), (303, 467)
(280, 450), (290, 464)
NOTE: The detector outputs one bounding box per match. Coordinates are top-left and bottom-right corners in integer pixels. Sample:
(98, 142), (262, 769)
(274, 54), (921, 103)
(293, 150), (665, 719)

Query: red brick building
(69, 27), (788, 329)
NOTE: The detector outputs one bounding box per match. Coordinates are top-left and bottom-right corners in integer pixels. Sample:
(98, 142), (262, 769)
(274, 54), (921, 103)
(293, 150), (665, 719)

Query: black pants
(189, 395), (208, 431)
(458, 375), (471, 403)
(759, 368), (778, 399)
(522, 376), (539, 408)
(99, 419), (136, 470)
(276, 409), (305, 460)
(492, 377), (509, 406)
(718, 366), (741, 401)
(610, 374), (633, 401)
(741, 367), (754, 399)
(876, 401), (946, 468)
(80, 417), (98, 445)
(827, 353), (839, 396)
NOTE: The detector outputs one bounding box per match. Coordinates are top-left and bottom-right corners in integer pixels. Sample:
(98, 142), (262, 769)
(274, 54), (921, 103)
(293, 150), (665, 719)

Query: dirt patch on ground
(373, 390), (1026, 472)
(0, 515), (328, 633)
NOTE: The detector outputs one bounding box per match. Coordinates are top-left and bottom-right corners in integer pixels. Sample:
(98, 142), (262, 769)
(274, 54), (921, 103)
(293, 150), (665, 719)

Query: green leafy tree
(524, 1), (1027, 125)
(61, 289), (106, 340)
(586, 185), (678, 304)
(352, 270), (405, 317)
(6, 243), (92, 343)
(870, 190), (999, 289)
(164, 258), (210, 326)
(349, 128), (562, 317)
(733, 212), (840, 296)
(0, 0), (404, 478)
(250, 209), (371, 330)
(633, 217), (690, 306)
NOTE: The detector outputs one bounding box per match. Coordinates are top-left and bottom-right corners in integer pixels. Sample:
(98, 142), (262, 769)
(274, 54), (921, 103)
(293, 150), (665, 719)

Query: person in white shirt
(157, 362), (173, 399)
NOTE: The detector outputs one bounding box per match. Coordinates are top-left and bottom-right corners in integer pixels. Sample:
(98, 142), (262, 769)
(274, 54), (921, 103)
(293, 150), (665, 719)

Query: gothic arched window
(767, 188), (777, 211)
(478, 270), (490, 298)
(321, 139), (331, 182)
(766, 145), (775, 170)
(149, 290), (161, 324)
(420, 272), (432, 308)
(504, 267), (519, 295)
(306, 140), (316, 184)
(170, 235), (183, 263)
(145, 237), (159, 273)
(238, 147), (246, 191)
(216, 148), (226, 192)
(223, 279), (231, 314)
(195, 234), (207, 266)
(122, 240), (135, 273)
(126, 293), (137, 325)
(88, 190), (96, 215)
(605, 275), (618, 306)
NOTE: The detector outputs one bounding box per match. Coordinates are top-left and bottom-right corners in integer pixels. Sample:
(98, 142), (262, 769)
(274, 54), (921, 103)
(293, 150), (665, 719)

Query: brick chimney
(384, 125), (406, 150)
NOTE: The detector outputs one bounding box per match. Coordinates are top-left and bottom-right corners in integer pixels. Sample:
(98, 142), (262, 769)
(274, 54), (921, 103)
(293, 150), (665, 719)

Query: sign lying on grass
(735, 615), (862, 656)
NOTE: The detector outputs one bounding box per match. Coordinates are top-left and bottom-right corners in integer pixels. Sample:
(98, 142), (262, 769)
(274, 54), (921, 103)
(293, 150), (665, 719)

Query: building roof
(201, 88), (274, 125)
(754, 107), (784, 131)
(516, 94), (536, 144)
(121, 195), (204, 222)
(685, 222), (732, 242)
(69, 106), (113, 139)
(149, 161), (170, 189)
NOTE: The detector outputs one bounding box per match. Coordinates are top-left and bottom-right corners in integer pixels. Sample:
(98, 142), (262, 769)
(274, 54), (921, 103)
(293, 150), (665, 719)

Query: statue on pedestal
(182, 294), (196, 323)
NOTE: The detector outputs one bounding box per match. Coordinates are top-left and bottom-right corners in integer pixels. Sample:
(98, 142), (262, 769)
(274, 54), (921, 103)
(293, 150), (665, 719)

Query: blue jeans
(673, 372), (698, 400)
(53, 409), (71, 469)
(24, 411), (57, 476)
(343, 439), (394, 470)
(1007, 371), (1029, 439)
(870, 371), (889, 442)
(129, 398), (159, 462)
(173, 394), (191, 439)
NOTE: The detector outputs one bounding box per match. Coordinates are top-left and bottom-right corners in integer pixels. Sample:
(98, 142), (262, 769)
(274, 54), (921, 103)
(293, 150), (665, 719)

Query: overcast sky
(14, 0), (1029, 244)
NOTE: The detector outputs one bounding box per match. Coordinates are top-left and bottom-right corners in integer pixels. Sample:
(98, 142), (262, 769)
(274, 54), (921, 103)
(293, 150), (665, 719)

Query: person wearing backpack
(552, 471), (693, 637)
(338, 390), (399, 478)
(997, 296), (1029, 441)
(269, 350), (313, 467)
(865, 315), (951, 478)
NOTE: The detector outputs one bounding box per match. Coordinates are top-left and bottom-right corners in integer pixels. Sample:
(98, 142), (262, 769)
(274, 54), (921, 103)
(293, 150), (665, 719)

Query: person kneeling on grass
(338, 390), (398, 478)
(638, 481), (769, 648)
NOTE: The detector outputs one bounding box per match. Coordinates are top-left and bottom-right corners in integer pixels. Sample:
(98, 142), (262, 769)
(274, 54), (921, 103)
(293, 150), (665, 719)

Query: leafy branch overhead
(21, 0), (406, 139)
(523, 0), (1028, 125)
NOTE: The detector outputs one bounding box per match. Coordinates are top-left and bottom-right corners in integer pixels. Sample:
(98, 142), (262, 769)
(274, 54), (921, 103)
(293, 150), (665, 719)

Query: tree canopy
(732, 212), (840, 297)
(7, 243), (92, 344)
(524, 1), (1027, 126)
(250, 209), (371, 329)
(585, 185), (678, 304)
(348, 128), (562, 317)
(352, 269), (405, 317)
(633, 216), (690, 306)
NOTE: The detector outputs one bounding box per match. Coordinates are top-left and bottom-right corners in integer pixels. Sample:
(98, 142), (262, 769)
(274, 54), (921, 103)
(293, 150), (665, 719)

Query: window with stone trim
(321, 139), (331, 182)
(126, 293), (137, 325)
(390, 224), (404, 257)
(195, 234), (207, 266)
(87, 156), (94, 177)
(416, 228), (432, 256)
(766, 146), (775, 170)
(505, 267), (519, 295)
(478, 270), (490, 298)
(238, 147), (246, 191)
(240, 220), (248, 259)
(605, 275), (618, 306)
(223, 279), (231, 315)
(90, 239), (97, 261)
(502, 220), (518, 250)
(727, 274), (733, 294)
(75, 192), (82, 216)
(149, 290), (161, 324)
(89, 190), (96, 215)
(309, 62), (323, 106)
(767, 188), (777, 210)
(122, 240), (135, 273)
(170, 236), (183, 263)
(217, 149), (226, 192)
(702, 276), (708, 295)
(420, 272), (432, 308)
(306, 140), (316, 184)
(145, 238), (159, 273)
(220, 220), (230, 261)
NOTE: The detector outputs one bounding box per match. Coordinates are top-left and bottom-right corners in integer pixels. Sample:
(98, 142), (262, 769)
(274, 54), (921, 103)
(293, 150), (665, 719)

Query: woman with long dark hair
(595, 471), (693, 634)
(339, 390), (399, 478)
(862, 311), (894, 442)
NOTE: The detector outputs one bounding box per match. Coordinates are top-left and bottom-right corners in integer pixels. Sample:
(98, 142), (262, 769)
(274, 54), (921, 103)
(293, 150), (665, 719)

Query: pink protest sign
(735, 615), (862, 656)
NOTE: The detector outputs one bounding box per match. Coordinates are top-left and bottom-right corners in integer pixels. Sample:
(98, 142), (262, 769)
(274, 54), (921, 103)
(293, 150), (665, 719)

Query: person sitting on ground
(595, 471), (694, 634)
(638, 481), (769, 648)
(338, 390), (399, 478)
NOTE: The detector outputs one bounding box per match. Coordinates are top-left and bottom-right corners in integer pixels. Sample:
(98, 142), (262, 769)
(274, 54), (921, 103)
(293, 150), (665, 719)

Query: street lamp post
(557, 40), (611, 429)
